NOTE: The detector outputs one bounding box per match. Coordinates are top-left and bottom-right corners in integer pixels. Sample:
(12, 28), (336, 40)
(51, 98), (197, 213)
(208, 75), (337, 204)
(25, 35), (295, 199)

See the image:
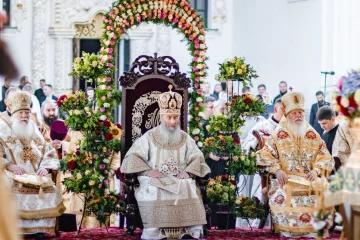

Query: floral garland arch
(100, 0), (208, 146)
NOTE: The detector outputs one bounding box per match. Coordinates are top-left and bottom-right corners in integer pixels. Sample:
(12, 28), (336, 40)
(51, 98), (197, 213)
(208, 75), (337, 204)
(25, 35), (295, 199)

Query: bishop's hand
(37, 168), (48, 177)
(275, 170), (288, 186)
(176, 171), (190, 179)
(7, 164), (25, 175)
(305, 170), (318, 181)
(147, 169), (163, 178)
(51, 140), (62, 150)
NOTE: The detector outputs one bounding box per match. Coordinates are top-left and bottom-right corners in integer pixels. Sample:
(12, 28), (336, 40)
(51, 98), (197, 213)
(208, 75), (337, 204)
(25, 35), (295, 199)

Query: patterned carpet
(29, 227), (343, 239)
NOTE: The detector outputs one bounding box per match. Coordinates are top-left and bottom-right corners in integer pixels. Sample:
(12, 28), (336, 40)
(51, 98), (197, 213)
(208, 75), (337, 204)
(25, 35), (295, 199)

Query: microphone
(321, 71), (335, 75)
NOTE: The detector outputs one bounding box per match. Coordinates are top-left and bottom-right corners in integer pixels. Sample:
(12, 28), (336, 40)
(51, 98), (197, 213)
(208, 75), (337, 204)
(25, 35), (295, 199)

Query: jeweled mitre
(158, 85), (182, 115)
(7, 91), (32, 114)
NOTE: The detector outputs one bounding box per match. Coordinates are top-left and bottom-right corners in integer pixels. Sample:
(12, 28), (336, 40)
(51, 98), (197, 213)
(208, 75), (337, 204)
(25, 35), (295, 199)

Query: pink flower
(110, 40), (115, 46)
(199, 102), (204, 107)
(104, 19), (109, 23)
(100, 107), (105, 112)
(189, 35), (194, 40)
(119, 29), (124, 34)
(193, 66), (198, 71)
(108, 55), (113, 60)
(149, 12), (153, 18)
(198, 123), (203, 127)
(107, 86), (112, 90)
(161, 13), (167, 19)
(194, 50), (200, 55)
(194, 38), (199, 44)
(195, 77), (200, 82)
(194, 83), (199, 88)
(194, 107), (199, 111)
(112, 34), (117, 39)
(194, 136), (199, 141)
(197, 89), (203, 94)
(195, 117), (200, 121)
(99, 164), (106, 169)
(106, 77), (112, 82)
(107, 93), (112, 97)
(193, 57), (198, 62)
(101, 96), (106, 101)
(107, 48), (113, 53)
(108, 63), (114, 67)
(137, 16), (142, 22)
(104, 170), (108, 174)
(104, 180), (109, 185)
(173, 18), (179, 23)
(98, 184), (102, 188)
(195, 43), (200, 49)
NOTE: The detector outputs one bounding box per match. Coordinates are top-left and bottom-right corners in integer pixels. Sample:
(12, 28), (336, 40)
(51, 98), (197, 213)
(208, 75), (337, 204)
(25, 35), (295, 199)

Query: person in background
(262, 92), (274, 119)
(213, 99), (226, 115)
(86, 86), (96, 109)
(22, 83), (42, 121)
(18, 75), (28, 90)
(2, 76), (11, 100)
(34, 79), (46, 103)
(219, 81), (233, 100)
(201, 82), (212, 97)
(257, 84), (266, 96)
(212, 83), (222, 100)
(40, 84), (58, 106)
(310, 91), (330, 135)
(273, 81), (288, 103)
(242, 86), (251, 94)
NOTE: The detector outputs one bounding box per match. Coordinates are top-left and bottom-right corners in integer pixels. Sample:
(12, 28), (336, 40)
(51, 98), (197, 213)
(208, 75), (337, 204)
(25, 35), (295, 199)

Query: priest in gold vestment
(257, 92), (334, 238)
(0, 91), (65, 235)
(121, 87), (210, 239)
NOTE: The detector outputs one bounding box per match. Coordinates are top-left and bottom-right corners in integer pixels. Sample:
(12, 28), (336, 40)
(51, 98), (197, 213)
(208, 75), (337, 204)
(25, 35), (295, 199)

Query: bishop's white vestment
(0, 116), (65, 234)
(121, 126), (210, 239)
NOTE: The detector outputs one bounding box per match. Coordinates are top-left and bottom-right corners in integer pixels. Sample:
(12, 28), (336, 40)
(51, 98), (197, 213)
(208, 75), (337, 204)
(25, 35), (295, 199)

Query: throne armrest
(252, 130), (269, 150)
(48, 169), (58, 183)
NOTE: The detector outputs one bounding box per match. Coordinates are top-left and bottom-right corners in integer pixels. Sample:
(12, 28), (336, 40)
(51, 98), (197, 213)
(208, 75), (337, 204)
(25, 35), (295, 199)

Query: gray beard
(12, 118), (35, 140)
(159, 124), (182, 146)
(286, 118), (307, 138)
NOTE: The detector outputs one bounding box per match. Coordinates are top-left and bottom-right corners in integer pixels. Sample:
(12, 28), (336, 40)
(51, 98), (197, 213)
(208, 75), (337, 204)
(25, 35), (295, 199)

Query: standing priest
(0, 91), (65, 237)
(257, 92), (334, 238)
(121, 86), (210, 239)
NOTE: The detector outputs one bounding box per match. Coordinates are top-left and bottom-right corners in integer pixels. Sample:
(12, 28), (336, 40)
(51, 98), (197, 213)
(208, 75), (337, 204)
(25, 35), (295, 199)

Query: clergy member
(1, 91), (65, 236)
(257, 92), (334, 238)
(121, 86), (210, 240)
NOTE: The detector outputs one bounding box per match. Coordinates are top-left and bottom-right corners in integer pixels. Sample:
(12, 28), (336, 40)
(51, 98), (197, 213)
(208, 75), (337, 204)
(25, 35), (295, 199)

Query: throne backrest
(119, 54), (191, 159)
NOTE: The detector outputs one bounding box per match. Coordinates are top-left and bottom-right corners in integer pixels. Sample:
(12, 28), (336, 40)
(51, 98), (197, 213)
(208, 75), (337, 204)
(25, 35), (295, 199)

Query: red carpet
(32, 227), (343, 239)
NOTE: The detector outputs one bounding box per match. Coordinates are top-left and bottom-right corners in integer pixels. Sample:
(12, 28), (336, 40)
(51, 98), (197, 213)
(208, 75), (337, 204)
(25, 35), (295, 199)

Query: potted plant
(234, 195), (266, 230)
(230, 150), (259, 175)
(227, 93), (266, 119)
(203, 134), (240, 158)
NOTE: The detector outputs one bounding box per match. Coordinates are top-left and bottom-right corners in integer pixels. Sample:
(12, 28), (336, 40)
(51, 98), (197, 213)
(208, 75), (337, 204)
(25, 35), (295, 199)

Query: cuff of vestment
(313, 168), (321, 176)
(269, 165), (281, 175)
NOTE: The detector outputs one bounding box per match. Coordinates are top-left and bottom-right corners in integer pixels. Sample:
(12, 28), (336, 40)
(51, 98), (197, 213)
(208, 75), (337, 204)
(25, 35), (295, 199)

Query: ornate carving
(211, 0), (227, 29)
(10, 0), (28, 31)
(119, 54), (191, 89)
(75, 13), (105, 38)
(131, 91), (161, 143)
(32, 0), (47, 84)
(145, 109), (160, 130)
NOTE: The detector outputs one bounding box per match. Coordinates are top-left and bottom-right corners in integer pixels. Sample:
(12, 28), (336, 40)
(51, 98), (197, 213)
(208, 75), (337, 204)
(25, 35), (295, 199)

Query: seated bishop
(0, 91), (65, 236)
(121, 86), (210, 240)
(257, 92), (334, 238)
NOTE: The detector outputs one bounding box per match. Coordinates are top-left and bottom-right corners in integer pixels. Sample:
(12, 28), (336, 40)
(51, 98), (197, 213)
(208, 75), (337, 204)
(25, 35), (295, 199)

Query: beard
(43, 114), (58, 127)
(286, 118), (307, 138)
(159, 123), (182, 146)
(12, 118), (35, 140)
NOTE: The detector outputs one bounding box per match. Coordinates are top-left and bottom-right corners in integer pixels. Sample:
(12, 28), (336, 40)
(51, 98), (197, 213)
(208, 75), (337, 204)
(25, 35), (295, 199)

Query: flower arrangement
(203, 134), (240, 158)
(335, 70), (360, 117)
(207, 175), (237, 204)
(234, 195), (266, 221)
(228, 93), (266, 118)
(101, 0), (208, 146)
(69, 52), (107, 83)
(230, 150), (259, 175)
(311, 208), (332, 238)
(58, 90), (123, 224)
(205, 113), (244, 135)
(215, 57), (258, 86)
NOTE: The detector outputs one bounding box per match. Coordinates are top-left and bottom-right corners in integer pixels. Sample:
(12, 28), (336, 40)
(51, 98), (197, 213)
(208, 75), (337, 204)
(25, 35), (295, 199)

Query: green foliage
(228, 94), (267, 119)
(230, 150), (259, 175)
(234, 196), (266, 220)
(207, 175), (237, 204)
(206, 113), (244, 135)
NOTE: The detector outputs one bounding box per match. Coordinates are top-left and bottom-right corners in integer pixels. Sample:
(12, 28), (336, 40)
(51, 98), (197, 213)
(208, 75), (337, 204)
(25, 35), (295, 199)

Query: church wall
(232, 0), (323, 110)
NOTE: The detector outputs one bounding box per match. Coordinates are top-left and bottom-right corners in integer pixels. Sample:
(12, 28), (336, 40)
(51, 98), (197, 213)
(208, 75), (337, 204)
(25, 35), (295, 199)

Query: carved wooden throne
(119, 53), (210, 236)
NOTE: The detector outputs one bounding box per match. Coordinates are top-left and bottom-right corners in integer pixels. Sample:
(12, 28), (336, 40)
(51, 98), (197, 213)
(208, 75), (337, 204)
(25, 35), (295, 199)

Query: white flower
(186, 17), (193, 23)
(192, 128), (200, 135)
(97, 77), (106, 83)
(103, 103), (110, 108)
(76, 173), (82, 180)
(198, 35), (205, 41)
(341, 96), (349, 108)
(104, 40), (110, 46)
(99, 115), (107, 121)
(105, 189), (110, 195)
(103, 158), (110, 164)
(335, 212), (343, 224)
(311, 220), (327, 230)
(196, 97), (203, 102)
(101, 55), (108, 62)
(99, 85), (106, 90)
(197, 58), (203, 63)
(200, 77), (205, 81)
(200, 44), (206, 49)
(200, 51), (206, 56)
(85, 170), (91, 175)
(198, 112), (204, 117)
(196, 64), (203, 69)
(197, 142), (203, 148)
(89, 180), (95, 186)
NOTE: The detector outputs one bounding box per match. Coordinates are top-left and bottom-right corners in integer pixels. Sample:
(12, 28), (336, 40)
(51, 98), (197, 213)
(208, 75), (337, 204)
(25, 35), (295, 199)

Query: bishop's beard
(286, 118), (307, 138)
(43, 114), (59, 127)
(12, 118), (35, 141)
(159, 123), (182, 146)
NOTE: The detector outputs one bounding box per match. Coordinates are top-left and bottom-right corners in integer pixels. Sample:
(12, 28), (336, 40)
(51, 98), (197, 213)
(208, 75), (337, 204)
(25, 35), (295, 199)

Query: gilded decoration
(131, 91), (161, 143)
(75, 13), (105, 39)
(145, 109), (160, 130)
